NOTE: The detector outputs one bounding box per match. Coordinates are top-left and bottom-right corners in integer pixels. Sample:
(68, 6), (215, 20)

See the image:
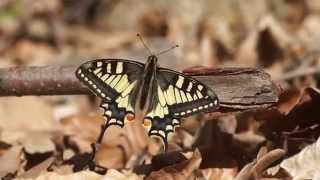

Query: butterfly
(76, 55), (219, 151)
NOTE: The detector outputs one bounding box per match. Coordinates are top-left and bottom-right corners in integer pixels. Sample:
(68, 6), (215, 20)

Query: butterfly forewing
(76, 59), (144, 127)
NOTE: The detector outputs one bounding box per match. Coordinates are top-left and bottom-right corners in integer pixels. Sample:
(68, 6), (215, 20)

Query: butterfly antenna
(137, 33), (153, 55)
(156, 44), (179, 56)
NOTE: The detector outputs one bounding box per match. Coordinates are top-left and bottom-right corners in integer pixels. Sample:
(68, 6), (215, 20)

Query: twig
(274, 66), (320, 82)
(0, 66), (86, 96)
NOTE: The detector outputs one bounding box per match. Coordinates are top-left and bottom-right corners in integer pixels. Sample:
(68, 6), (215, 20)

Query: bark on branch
(0, 66), (279, 112)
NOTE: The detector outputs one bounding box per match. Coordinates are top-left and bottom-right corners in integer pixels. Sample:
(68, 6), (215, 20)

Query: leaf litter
(1, 0), (320, 179)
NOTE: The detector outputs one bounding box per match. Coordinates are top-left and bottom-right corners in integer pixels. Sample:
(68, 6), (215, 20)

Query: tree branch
(0, 66), (279, 111)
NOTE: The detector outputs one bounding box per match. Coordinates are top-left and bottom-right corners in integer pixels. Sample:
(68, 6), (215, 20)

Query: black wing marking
(157, 67), (219, 118)
(76, 59), (144, 127)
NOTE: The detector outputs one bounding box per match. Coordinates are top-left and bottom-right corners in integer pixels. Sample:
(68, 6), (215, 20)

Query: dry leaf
(17, 157), (54, 178)
(235, 148), (286, 180)
(15, 170), (101, 180)
(200, 168), (237, 180)
(147, 149), (202, 180)
(103, 169), (143, 180)
(280, 136), (320, 179)
(0, 146), (23, 178)
(0, 97), (55, 132)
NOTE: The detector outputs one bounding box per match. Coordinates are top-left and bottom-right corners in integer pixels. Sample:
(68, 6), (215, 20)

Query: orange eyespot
(126, 113), (135, 121)
(143, 119), (151, 127)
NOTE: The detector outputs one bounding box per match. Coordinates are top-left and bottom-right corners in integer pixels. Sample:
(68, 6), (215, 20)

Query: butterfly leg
(90, 119), (111, 162)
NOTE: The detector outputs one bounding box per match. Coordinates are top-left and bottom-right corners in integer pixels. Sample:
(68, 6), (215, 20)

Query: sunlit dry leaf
(237, 14), (291, 77)
(235, 29), (258, 67)
(307, 0), (320, 12)
(61, 113), (157, 169)
(59, 114), (103, 152)
(285, 0), (308, 26)
(23, 132), (55, 154)
(17, 157), (54, 179)
(50, 164), (73, 175)
(234, 161), (256, 180)
(122, 119), (150, 155)
(197, 17), (235, 66)
(0, 97), (55, 132)
(20, 0), (61, 17)
(9, 40), (59, 66)
(257, 15), (291, 50)
(1, 130), (56, 154)
(298, 15), (320, 54)
(95, 144), (126, 169)
(280, 136), (320, 179)
(63, 26), (137, 59)
(0, 97), (58, 158)
(3, 1), (320, 179)
(27, 19), (52, 41)
(15, 170), (101, 180)
(175, 128), (194, 149)
(147, 149), (202, 180)
(238, 0), (268, 30)
(200, 168), (237, 180)
(0, 146), (23, 178)
(103, 169), (143, 180)
(254, 149), (286, 174)
(235, 148), (286, 180)
(233, 131), (266, 149)
(50, 96), (87, 122)
(16, 169), (143, 180)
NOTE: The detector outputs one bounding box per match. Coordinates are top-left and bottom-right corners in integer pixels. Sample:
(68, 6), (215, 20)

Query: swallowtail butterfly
(76, 54), (219, 151)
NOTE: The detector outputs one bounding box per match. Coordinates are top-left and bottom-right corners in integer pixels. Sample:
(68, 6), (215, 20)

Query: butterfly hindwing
(142, 85), (181, 148)
(157, 68), (219, 118)
(143, 68), (219, 147)
(76, 59), (144, 127)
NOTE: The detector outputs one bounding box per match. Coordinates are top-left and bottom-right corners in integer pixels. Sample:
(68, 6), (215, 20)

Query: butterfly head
(145, 55), (158, 70)
(147, 55), (158, 64)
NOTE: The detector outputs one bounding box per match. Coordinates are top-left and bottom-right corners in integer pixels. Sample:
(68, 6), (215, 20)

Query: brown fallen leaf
(0, 140), (11, 156)
(60, 113), (154, 169)
(276, 88), (301, 115)
(147, 149), (202, 180)
(259, 87), (320, 154)
(0, 146), (23, 178)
